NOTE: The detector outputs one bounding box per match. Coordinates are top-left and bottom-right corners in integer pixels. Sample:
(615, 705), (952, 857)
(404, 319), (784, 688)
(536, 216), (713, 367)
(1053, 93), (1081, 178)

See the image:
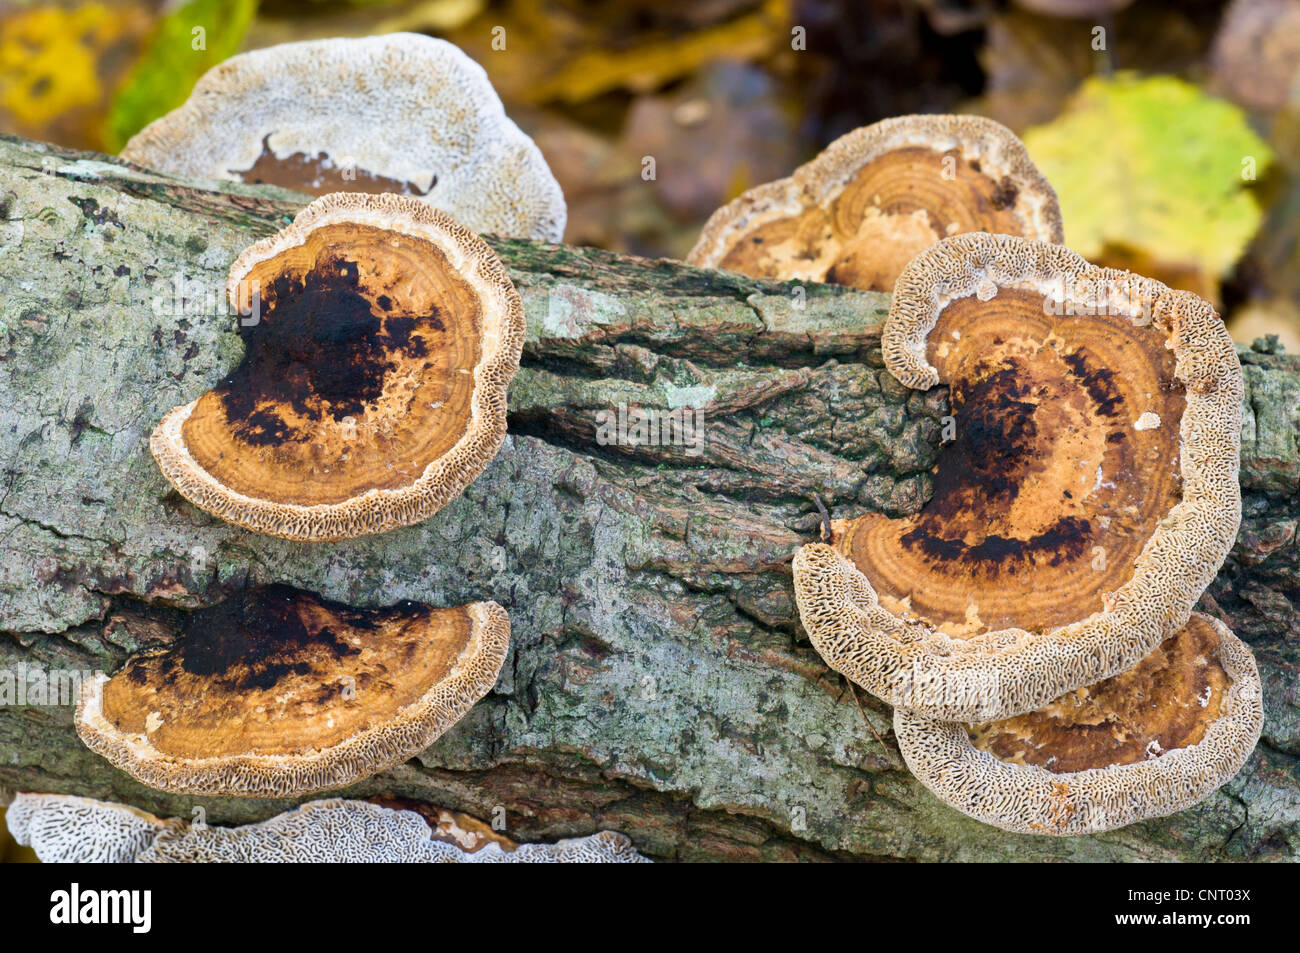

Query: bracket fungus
(137, 801), (650, 863)
(5, 793), (171, 863)
(895, 613), (1263, 835)
(120, 33), (565, 241)
(75, 585), (510, 798)
(794, 233), (1243, 721)
(8, 796), (650, 863)
(150, 192), (525, 541)
(686, 114), (1062, 292)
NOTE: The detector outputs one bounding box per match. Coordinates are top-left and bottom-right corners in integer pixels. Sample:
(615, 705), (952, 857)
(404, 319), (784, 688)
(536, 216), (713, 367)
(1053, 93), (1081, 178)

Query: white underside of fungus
(6, 794), (650, 863)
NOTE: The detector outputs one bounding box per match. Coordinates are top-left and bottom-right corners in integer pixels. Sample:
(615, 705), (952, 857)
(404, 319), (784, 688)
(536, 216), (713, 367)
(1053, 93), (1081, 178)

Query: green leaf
(104, 0), (257, 152)
(1022, 73), (1274, 279)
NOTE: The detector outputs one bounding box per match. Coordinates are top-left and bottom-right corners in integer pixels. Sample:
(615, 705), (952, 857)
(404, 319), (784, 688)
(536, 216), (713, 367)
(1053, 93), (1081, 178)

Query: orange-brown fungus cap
(75, 585), (510, 798)
(686, 114), (1062, 292)
(150, 192), (524, 541)
(793, 233), (1243, 721)
(843, 275), (1183, 638)
(896, 613), (1263, 835)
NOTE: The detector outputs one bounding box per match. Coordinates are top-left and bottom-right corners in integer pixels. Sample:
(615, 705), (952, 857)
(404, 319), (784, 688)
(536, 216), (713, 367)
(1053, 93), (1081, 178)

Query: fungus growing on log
(150, 192), (524, 541)
(686, 114), (1062, 292)
(5, 793), (170, 863)
(120, 33), (565, 241)
(138, 800), (650, 863)
(8, 796), (650, 863)
(895, 613), (1263, 835)
(75, 585), (510, 798)
(793, 233), (1243, 721)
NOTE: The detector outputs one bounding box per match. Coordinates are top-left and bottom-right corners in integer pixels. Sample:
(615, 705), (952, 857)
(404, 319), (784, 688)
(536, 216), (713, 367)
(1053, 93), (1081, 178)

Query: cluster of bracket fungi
(13, 33), (641, 861)
(698, 113), (1262, 835)
(14, 32), (1265, 859)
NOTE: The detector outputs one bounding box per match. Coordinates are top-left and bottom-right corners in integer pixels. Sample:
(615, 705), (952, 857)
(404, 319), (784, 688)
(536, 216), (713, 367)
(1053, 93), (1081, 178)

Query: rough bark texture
(0, 133), (1297, 862)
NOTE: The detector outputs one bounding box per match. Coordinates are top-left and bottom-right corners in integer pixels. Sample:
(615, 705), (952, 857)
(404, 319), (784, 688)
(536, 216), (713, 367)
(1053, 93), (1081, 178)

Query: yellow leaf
(1023, 73), (1274, 280)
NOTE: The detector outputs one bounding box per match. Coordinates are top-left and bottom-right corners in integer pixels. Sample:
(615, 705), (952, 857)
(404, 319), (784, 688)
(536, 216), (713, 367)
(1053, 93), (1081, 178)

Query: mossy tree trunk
(1, 134), (1297, 861)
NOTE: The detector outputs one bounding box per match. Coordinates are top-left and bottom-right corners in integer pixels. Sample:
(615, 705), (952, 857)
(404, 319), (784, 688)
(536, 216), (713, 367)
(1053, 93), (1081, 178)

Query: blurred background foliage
(0, 0), (1297, 341)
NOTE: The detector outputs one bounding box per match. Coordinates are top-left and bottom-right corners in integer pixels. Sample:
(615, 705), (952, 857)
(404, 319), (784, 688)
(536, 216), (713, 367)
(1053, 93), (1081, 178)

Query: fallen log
(0, 133), (1296, 861)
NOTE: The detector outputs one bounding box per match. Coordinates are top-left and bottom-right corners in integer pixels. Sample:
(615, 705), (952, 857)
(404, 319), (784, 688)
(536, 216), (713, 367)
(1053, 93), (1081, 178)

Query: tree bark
(0, 133), (1297, 862)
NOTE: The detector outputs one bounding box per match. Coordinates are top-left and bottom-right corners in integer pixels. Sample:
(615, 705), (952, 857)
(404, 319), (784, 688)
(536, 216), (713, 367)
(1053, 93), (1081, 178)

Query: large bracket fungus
(895, 613), (1263, 835)
(75, 585), (510, 798)
(794, 232), (1243, 721)
(686, 114), (1063, 292)
(150, 192), (524, 541)
(121, 33), (565, 241)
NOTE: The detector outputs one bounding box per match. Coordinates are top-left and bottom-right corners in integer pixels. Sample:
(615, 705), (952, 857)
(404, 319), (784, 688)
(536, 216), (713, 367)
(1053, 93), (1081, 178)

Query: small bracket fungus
(686, 114), (1062, 292)
(10, 796), (649, 863)
(150, 192), (525, 541)
(75, 586), (510, 798)
(120, 33), (565, 241)
(794, 233), (1243, 720)
(895, 614), (1263, 835)
(137, 800), (649, 863)
(6, 793), (171, 863)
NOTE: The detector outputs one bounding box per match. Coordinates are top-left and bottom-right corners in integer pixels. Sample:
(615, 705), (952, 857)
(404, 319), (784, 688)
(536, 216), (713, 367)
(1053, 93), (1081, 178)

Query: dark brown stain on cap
(232, 135), (435, 198)
(216, 255), (434, 447)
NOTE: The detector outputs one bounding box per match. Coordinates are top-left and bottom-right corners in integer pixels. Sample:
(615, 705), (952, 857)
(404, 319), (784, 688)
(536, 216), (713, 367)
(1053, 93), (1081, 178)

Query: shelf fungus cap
(895, 613), (1263, 835)
(686, 114), (1062, 292)
(150, 192), (524, 541)
(75, 586), (510, 798)
(121, 33), (565, 241)
(794, 233), (1243, 720)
